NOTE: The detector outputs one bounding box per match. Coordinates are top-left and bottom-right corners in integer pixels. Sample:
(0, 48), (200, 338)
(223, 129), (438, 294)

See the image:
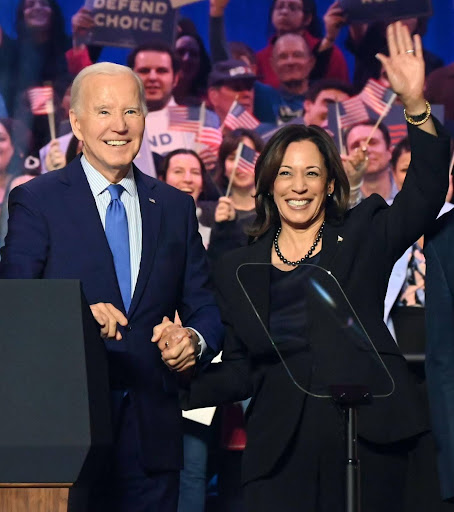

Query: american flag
(236, 144), (259, 175)
(28, 86), (53, 115)
(338, 96), (369, 128)
(388, 123), (408, 147)
(168, 105), (200, 133)
(224, 101), (260, 131)
(196, 109), (223, 151)
(360, 79), (396, 116)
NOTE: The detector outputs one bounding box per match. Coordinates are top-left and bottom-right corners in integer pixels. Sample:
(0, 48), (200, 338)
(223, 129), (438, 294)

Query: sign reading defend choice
(340, 0), (432, 23)
(84, 0), (177, 48)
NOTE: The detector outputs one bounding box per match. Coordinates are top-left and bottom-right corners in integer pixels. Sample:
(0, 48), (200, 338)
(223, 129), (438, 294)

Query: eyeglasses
(274, 1), (303, 13)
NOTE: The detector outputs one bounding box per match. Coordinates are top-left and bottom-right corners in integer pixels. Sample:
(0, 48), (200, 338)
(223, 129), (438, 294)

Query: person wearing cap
(207, 59), (257, 124)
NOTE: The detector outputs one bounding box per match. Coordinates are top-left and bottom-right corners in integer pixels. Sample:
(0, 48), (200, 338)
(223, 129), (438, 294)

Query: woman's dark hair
(215, 128), (265, 189)
(249, 124), (350, 238)
(268, 0), (323, 39)
(16, 0), (67, 47)
(391, 137), (410, 170)
(175, 32), (212, 96)
(161, 148), (211, 200)
(0, 117), (32, 176)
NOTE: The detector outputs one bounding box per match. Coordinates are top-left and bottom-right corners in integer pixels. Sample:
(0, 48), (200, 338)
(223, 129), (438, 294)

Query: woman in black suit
(176, 22), (449, 512)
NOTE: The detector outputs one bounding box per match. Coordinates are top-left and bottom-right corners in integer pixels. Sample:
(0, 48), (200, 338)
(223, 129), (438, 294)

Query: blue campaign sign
(339, 0), (432, 23)
(84, 0), (177, 48)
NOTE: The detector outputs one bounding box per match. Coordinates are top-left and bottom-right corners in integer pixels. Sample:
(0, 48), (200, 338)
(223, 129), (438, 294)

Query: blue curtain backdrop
(1, 0), (453, 79)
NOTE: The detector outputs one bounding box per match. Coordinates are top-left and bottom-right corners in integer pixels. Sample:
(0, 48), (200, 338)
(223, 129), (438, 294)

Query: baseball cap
(208, 59), (257, 88)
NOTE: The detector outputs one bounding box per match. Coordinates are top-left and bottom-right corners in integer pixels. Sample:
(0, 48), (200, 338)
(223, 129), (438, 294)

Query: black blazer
(182, 120), (450, 484)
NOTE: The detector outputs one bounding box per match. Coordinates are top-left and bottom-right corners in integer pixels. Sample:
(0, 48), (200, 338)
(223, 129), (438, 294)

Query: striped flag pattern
(237, 144), (259, 175)
(28, 86), (53, 115)
(168, 105), (200, 133)
(224, 102), (260, 131)
(338, 96), (369, 128)
(388, 123), (408, 147)
(196, 112), (223, 151)
(360, 79), (396, 116)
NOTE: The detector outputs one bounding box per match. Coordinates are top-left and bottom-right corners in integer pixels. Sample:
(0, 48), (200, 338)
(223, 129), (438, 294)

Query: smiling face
(23, 0), (52, 30)
(69, 72), (145, 182)
(165, 153), (203, 201)
(133, 51), (175, 111)
(272, 34), (314, 88)
(272, 140), (334, 231)
(346, 125), (391, 175)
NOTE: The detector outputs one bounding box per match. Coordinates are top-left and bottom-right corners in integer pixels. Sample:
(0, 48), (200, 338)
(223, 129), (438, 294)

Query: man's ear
(69, 109), (83, 142)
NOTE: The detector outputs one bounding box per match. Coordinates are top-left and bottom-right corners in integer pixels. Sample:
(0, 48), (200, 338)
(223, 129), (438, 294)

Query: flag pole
(225, 142), (243, 197)
(46, 98), (56, 141)
(364, 93), (397, 147)
(220, 95), (239, 132)
(335, 101), (346, 155)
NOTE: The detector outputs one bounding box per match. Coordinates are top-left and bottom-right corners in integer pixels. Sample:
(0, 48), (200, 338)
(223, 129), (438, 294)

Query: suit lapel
(319, 221), (343, 272)
(237, 230), (275, 329)
(58, 158), (123, 308)
(128, 168), (161, 318)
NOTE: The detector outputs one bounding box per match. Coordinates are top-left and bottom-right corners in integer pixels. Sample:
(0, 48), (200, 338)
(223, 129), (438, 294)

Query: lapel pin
(149, 198), (156, 203)
(337, 235), (343, 243)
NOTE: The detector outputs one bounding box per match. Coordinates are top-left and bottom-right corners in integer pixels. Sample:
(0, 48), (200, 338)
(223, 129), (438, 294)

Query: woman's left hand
(376, 21), (425, 113)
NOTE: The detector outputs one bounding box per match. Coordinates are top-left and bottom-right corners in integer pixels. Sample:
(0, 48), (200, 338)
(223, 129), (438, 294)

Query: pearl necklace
(274, 221), (325, 267)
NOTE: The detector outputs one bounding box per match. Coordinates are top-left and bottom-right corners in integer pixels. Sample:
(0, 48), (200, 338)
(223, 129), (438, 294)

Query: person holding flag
(207, 128), (264, 263)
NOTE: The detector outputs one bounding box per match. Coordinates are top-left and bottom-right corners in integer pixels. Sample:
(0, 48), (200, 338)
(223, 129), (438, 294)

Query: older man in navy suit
(0, 62), (223, 512)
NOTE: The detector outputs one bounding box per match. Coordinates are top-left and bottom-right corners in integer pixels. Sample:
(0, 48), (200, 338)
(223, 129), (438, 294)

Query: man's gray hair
(70, 62), (148, 116)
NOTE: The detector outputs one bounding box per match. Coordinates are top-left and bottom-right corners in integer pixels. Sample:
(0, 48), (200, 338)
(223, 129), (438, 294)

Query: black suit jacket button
(126, 325), (132, 332)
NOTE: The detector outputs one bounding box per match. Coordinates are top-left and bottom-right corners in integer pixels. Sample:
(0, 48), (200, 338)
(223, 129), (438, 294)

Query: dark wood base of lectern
(0, 485), (71, 512)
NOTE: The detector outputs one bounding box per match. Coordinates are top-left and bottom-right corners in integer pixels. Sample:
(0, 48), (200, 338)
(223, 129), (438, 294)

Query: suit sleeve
(177, 196), (224, 354)
(180, 263), (253, 409)
(425, 211), (454, 501)
(0, 184), (49, 278)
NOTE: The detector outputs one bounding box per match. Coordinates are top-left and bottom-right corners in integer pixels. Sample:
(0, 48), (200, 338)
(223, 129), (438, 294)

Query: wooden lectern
(0, 280), (113, 512)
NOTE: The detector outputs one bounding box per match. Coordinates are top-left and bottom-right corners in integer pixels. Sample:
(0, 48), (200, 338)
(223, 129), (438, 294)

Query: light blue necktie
(105, 184), (131, 312)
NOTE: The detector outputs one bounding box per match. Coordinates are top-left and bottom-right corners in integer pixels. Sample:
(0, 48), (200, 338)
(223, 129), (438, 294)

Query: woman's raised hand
(376, 21), (425, 114)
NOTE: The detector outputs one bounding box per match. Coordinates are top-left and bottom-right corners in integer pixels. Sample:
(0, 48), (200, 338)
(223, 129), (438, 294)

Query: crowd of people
(1, 1), (454, 512)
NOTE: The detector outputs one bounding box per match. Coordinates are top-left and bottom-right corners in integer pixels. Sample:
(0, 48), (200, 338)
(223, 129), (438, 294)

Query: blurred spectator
(128, 41), (220, 173)
(207, 60), (256, 123)
(0, 118), (32, 208)
(425, 62), (454, 123)
(208, 128), (264, 263)
(384, 137), (453, 369)
(256, 0), (349, 89)
(345, 18), (444, 92)
(174, 32), (212, 106)
(303, 79), (353, 127)
(161, 148), (216, 248)
(0, 117), (36, 247)
(345, 120), (397, 202)
(2, 1), (100, 153)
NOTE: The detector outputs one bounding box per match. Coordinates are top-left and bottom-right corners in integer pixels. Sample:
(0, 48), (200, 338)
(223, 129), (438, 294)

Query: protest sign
(84, 0), (177, 48)
(339, 0), (432, 23)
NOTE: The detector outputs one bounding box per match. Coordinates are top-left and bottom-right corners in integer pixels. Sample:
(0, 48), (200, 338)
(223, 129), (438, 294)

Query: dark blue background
(1, 0), (453, 80)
